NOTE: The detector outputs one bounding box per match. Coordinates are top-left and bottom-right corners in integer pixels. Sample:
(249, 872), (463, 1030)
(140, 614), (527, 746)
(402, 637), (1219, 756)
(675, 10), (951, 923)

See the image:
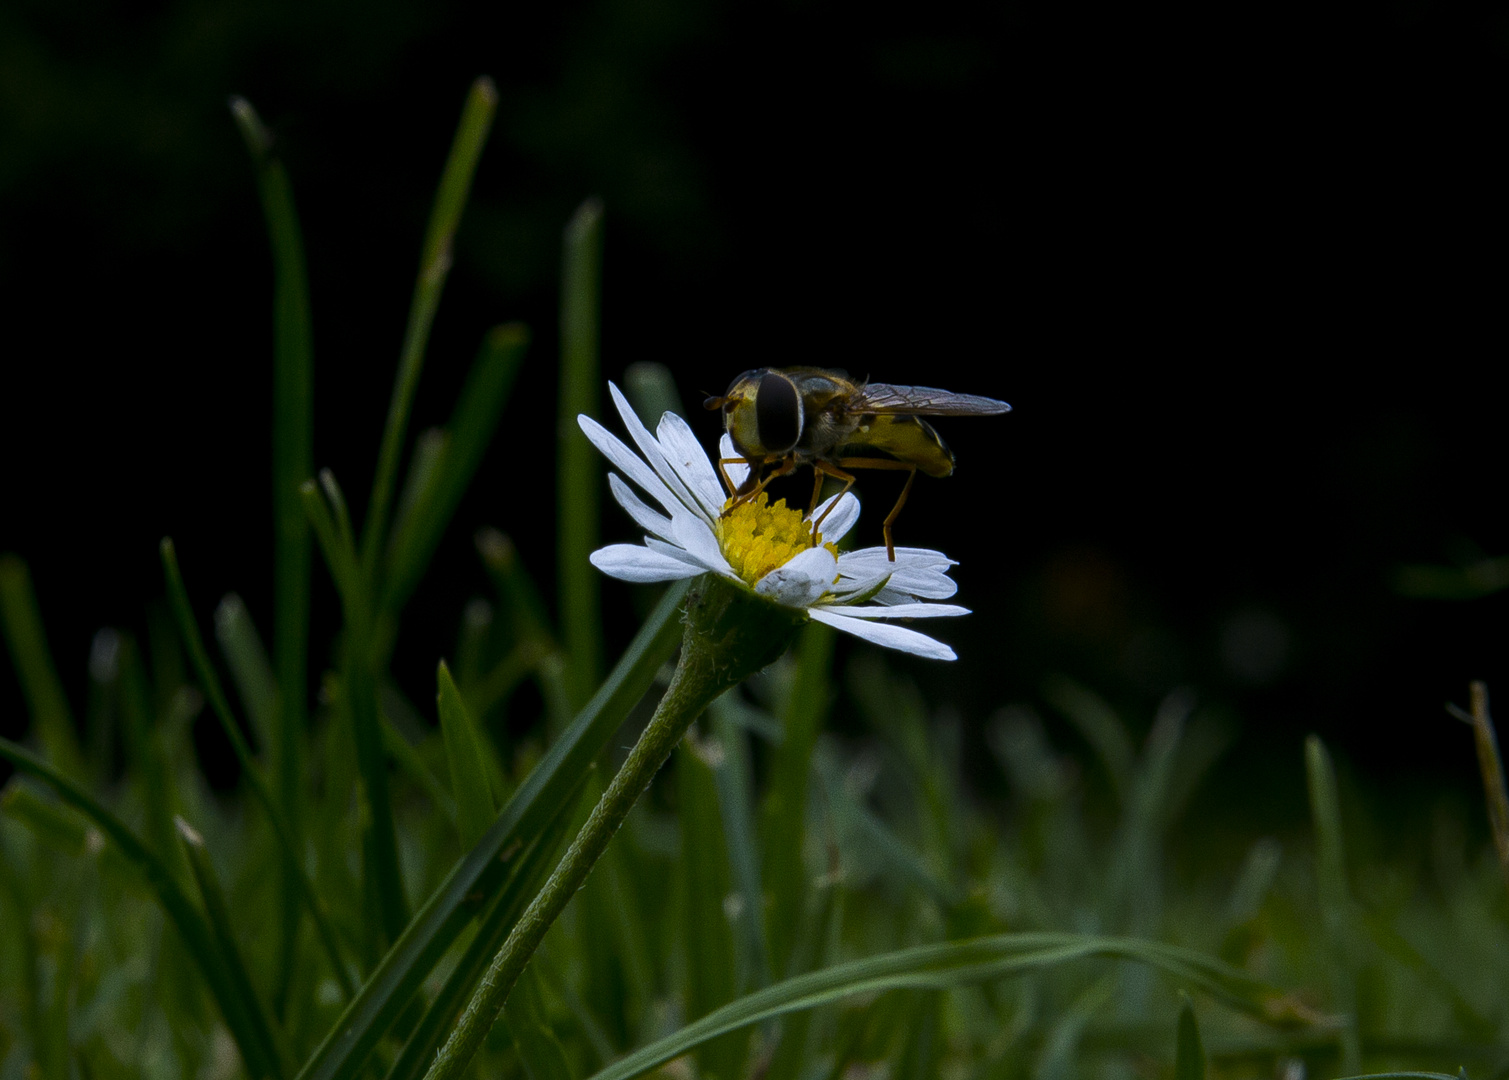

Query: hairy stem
(422, 575), (803, 1080)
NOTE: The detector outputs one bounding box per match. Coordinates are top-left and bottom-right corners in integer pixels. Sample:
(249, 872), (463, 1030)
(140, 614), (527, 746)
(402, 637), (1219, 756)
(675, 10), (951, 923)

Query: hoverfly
(703, 367), (1010, 561)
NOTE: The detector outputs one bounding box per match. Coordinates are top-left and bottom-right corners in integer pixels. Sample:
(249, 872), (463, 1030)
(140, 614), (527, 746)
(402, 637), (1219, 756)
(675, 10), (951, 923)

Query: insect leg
(720, 456), (795, 516)
(806, 467), (829, 521)
(716, 456), (754, 498)
(808, 459), (856, 541)
(880, 468), (919, 562)
(833, 457), (918, 561)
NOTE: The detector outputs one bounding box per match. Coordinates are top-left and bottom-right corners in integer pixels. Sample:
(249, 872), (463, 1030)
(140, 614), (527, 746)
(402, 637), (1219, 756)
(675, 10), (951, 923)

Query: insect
(703, 367), (1011, 560)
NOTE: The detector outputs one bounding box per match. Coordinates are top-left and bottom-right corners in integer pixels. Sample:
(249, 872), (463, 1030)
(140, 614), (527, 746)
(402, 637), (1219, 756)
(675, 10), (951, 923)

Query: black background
(3, 0), (1506, 804)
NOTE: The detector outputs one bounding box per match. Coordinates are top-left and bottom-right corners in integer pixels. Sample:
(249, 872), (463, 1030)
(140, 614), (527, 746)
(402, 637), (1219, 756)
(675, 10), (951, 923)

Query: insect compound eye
(755, 370), (803, 454)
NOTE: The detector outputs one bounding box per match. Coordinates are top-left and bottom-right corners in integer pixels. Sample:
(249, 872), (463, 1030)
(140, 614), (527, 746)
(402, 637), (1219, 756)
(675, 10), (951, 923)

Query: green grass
(3, 80), (1509, 1080)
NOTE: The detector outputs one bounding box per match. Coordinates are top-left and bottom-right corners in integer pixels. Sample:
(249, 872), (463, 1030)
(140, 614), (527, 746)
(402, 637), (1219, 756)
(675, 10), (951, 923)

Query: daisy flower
(577, 383), (969, 661)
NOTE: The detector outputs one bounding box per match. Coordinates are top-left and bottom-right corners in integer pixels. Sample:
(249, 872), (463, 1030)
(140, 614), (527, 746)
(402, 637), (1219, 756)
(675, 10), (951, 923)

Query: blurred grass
(2, 81), (1507, 1080)
(557, 197), (606, 715)
(1308, 734), (1363, 1074)
(436, 659), (498, 851)
(0, 557), (85, 781)
(230, 93), (315, 1021)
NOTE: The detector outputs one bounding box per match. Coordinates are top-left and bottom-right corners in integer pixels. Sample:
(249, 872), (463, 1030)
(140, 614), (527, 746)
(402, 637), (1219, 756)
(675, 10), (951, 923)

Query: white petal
(828, 570), (892, 600)
(644, 535), (714, 570)
(578, 415), (679, 514)
(670, 512), (735, 577)
(811, 492), (860, 544)
(821, 602), (970, 619)
(808, 608), (957, 661)
(657, 412), (725, 518)
(875, 568), (959, 601)
(836, 548), (957, 601)
(590, 545), (701, 583)
(874, 580), (957, 605)
(719, 433), (750, 492)
(608, 383), (707, 523)
(608, 474), (676, 541)
(840, 546), (957, 573)
(755, 545), (837, 608)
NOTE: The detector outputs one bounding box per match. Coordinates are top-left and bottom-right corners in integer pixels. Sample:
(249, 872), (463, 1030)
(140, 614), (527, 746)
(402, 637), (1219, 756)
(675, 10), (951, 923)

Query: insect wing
(849, 383), (1011, 417)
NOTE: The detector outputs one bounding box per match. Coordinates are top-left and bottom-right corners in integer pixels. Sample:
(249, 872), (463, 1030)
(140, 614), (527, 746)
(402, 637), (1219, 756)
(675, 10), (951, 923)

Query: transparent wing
(848, 383), (1011, 416)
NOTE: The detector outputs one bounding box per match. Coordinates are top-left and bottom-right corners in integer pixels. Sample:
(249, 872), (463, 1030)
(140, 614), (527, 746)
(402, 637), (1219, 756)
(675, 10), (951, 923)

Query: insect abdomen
(848, 415), (955, 477)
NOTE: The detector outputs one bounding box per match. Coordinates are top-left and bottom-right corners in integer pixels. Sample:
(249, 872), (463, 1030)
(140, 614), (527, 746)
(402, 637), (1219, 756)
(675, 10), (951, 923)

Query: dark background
(3, 0), (1506, 805)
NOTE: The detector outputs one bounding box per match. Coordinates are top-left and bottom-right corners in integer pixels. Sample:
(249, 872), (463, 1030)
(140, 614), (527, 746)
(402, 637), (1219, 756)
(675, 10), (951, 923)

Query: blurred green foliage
(3, 75), (1508, 1080)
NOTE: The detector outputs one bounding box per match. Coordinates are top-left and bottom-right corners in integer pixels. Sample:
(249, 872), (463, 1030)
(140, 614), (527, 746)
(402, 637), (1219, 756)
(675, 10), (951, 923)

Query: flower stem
(421, 575), (803, 1080)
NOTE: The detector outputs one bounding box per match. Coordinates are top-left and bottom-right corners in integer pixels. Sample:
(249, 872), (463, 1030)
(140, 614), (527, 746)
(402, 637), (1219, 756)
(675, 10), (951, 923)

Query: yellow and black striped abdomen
(843, 414), (955, 477)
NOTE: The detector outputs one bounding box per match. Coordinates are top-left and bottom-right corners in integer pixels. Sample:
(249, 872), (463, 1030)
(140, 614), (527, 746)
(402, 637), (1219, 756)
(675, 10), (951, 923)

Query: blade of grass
(1041, 675), (1133, 803)
(453, 598), (493, 691)
(622, 361), (684, 422)
(823, 984), (896, 1079)
(1358, 908), (1497, 1042)
(502, 966), (573, 1080)
(361, 76), (498, 580)
(607, 838), (657, 1045)
(1160, 710), (1236, 830)
(380, 703), (457, 823)
(557, 197), (605, 712)
(0, 555), (84, 779)
(1219, 837), (1281, 960)
(1305, 734), (1362, 1074)
(1175, 992), (1207, 1080)
(569, 773), (654, 1049)
(1037, 975), (1118, 1080)
(583, 932), (1279, 1080)
(388, 429), (449, 585)
(708, 692), (770, 994)
(437, 659), (498, 849)
(41, 844), (91, 1080)
(762, 879), (840, 1080)
(1105, 690), (1190, 950)
(296, 579), (689, 1080)
(214, 595), (281, 772)
(160, 538), (356, 999)
(84, 629), (119, 781)
(116, 633), (184, 882)
(302, 474), (410, 947)
(762, 621), (835, 978)
(0, 827), (46, 1077)
(383, 324), (530, 617)
(2, 784), (105, 860)
(384, 807), (580, 1080)
(176, 817), (291, 1079)
(813, 745), (955, 907)
(1466, 681), (1509, 892)
(302, 476), (362, 604)
(846, 659), (960, 885)
(895, 991), (941, 1080)
(532, 945), (617, 1067)
(478, 529), (559, 650)
(463, 639), (549, 726)
(677, 732), (744, 1080)
(228, 98), (315, 1016)
(0, 736), (283, 1079)
(477, 529), (571, 731)
(161, 540), (267, 779)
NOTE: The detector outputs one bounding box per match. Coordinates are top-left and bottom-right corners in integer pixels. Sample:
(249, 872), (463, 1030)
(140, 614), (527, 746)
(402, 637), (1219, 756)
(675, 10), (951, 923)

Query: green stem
(421, 575), (803, 1080)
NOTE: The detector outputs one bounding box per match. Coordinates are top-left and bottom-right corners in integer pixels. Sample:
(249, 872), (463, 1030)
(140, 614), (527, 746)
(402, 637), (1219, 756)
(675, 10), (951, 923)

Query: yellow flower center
(716, 494), (838, 587)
